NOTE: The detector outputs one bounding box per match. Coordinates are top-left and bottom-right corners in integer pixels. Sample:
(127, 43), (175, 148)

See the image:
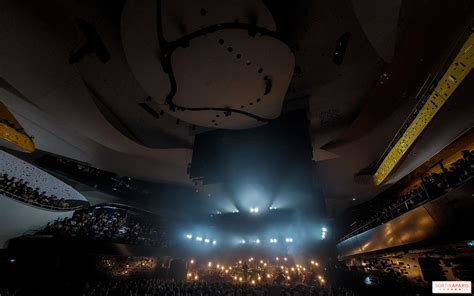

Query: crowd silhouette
(0, 173), (73, 209)
(0, 279), (357, 296)
(39, 207), (166, 247)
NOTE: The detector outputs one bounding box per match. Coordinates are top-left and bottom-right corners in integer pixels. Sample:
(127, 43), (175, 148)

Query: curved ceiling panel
(161, 0), (276, 42)
(121, 0), (171, 106)
(121, 0), (294, 129)
(169, 30), (294, 128)
(0, 1), (192, 184)
(351, 0), (401, 62)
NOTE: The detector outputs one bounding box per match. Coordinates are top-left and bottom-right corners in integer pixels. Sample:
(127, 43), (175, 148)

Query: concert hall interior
(0, 0), (473, 295)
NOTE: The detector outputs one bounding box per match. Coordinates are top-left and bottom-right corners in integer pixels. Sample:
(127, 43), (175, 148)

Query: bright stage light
(270, 238), (277, 243)
(196, 236), (203, 241)
(186, 234), (193, 239)
(240, 239), (246, 244)
(256, 239), (260, 244)
(284, 257), (288, 261)
(204, 238), (210, 243)
(321, 227), (328, 240)
(285, 237), (293, 243)
(232, 210), (239, 213)
(190, 259), (194, 264)
(212, 240), (217, 245)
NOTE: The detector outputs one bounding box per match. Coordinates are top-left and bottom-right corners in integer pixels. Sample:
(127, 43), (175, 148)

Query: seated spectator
(0, 173), (73, 209)
(39, 208), (166, 247)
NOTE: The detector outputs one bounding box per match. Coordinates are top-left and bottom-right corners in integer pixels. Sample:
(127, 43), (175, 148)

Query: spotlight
(212, 240), (217, 245)
(270, 238), (277, 244)
(186, 234), (193, 240)
(204, 238), (210, 244)
(256, 239), (260, 244)
(196, 236), (203, 241)
(240, 239), (246, 244)
(321, 227), (328, 240)
(250, 207), (259, 213)
(190, 260), (194, 264)
(284, 257), (288, 261)
(285, 238), (293, 243)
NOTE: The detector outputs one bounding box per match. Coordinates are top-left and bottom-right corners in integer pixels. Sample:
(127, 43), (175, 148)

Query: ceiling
(0, 0), (472, 216)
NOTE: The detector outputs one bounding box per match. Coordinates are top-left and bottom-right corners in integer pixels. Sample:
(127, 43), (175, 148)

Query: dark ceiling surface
(0, 0), (472, 216)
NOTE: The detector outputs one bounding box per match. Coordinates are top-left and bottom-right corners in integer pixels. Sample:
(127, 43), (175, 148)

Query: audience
(344, 150), (473, 239)
(0, 173), (72, 209)
(0, 279), (356, 296)
(39, 207), (166, 247)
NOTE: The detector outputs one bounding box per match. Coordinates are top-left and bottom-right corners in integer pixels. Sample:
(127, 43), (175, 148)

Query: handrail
(0, 188), (84, 211)
(338, 176), (473, 242)
(338, 193), (427, 242)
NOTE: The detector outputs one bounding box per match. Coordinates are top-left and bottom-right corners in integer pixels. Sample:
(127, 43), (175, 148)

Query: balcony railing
(338, 176), (473, 242)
